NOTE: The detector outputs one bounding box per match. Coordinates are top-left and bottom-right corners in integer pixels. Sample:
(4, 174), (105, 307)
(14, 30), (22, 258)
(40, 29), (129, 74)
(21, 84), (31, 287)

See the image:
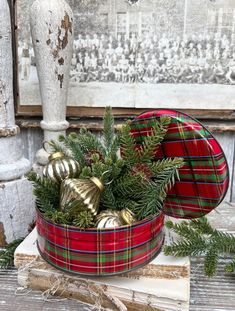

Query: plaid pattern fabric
(36, 209), (164, 276)
(130, 109), (229, 219)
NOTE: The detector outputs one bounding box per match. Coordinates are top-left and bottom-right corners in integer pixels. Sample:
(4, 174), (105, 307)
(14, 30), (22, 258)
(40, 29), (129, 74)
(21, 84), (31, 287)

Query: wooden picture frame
(15, 0), (235, 119)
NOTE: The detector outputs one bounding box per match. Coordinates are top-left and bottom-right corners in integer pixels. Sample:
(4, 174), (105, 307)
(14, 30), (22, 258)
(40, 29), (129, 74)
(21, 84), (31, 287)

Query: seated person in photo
(99, 64), (110, 82)
(128, 64), (137, 82)
(226, 57), (235, 84)
(114, 63), (122, 82)
(136, 62), (145, 82)
(214, 62), (227, 84)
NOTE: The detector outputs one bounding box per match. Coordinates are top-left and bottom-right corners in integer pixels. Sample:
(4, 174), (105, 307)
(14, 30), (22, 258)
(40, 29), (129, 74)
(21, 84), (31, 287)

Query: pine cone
(131, 163), (153, 180)
(84, 150), (104, 166)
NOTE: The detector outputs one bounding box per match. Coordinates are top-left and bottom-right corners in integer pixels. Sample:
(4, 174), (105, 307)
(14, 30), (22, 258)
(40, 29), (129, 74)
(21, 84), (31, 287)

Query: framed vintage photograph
(15, 0), (235, 117)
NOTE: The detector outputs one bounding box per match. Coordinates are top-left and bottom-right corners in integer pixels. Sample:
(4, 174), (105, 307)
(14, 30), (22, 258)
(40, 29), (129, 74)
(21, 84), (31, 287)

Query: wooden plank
(213, 133), (235, 202)
(16, 106), (235, 120)
(16, 117), (235, 133)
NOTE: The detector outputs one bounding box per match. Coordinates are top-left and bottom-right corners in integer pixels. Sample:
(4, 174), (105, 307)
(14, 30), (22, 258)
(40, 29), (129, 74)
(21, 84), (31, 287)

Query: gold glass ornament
(60, 177), (104, 216)
(43, 151), (81, 183)
(120, 208), (137, 225)
(96, 210), (125, 229)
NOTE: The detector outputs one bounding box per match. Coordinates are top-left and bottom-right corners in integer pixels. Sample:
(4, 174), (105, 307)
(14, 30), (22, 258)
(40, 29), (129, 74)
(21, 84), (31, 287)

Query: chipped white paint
(30, 0), (74, 165)
(0, 0), (17, 135)
(0, 177), (35, 244)
(0, 0), (34, 245)
(0, 0), (31, 181)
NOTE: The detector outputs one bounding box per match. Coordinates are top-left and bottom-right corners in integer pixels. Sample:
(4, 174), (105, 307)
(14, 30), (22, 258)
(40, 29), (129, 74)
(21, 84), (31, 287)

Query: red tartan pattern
(36, 209), (164, 276)
(130, 109), (229, 219)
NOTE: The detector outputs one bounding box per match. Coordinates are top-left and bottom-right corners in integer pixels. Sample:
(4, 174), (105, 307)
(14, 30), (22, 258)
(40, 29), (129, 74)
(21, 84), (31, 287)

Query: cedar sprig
(164, 217), (235, 277)
(73, 211), (95, 229)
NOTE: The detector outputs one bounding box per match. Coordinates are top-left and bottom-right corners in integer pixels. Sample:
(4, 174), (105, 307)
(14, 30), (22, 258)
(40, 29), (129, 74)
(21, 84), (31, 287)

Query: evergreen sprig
(73, 211), (95, 229)
(120, 121), (138, 166)
(164, 217), (235, 277)
(27, 171), (60, 212)
(138, 116), (171, 163)
(58, 133), (87, 168)
(0, 238), (24, 269)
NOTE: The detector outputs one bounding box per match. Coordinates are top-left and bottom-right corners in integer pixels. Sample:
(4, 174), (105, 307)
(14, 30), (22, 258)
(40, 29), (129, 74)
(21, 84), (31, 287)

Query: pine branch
(120, 122), (138, 166)
(150, 158), (183, 177)
(113, 173), (146, 199)
(164, 239), (207, 257)
(78, 128), (106, 157)
(100, 185), (117, 210)
(138, 116), (171, 163)
(103, 106), (115, 152)
(115, 197), (139, 211)
(204, 247), (219, 277)
(47, 140), (68, 155)
(164, 217), (235, 277)
(0, 238), (24, 269)
(132, 182), (165, 220)
(27, 171), (60, 212)
(153, 158), (184, 194)
(59, 133), (86, 168)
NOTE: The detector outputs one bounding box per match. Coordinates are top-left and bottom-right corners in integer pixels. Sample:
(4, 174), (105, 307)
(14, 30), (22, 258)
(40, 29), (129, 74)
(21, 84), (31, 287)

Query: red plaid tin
(36, 109), (229, 276)
(36, 208), (164, 276)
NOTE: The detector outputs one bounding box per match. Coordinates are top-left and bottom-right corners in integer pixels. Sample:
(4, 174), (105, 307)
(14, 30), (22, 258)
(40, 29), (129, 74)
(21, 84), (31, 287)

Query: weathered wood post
(30, 0), (74, 165)
(0, 0), (34, 245)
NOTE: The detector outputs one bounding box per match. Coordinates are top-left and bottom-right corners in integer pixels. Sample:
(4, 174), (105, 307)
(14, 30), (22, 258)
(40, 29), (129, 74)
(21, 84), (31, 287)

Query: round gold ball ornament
(95, 209), (137, 229)
(60, 177), (104, 216)
(96, 210), (124, 229)
(120, 208), (137, 225)
(43, 150), (81, 183)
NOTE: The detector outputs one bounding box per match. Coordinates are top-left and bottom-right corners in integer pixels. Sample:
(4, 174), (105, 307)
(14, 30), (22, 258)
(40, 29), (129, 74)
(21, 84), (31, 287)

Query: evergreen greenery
(27, 171), (60, 212)
(28, 106), (184, 227)
(0, 239), (24, 269)
(164, 217), (235, 277)
(73, 211), (95, 229)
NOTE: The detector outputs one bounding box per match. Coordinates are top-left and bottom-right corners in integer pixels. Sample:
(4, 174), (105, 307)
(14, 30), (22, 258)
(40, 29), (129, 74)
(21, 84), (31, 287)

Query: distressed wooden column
(0, 0), (34, 246)
(30, 0), (74, 165)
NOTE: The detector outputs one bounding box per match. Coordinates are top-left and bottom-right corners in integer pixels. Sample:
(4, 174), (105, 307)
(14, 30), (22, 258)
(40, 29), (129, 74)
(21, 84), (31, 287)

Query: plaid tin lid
(130, 109), (229, 219)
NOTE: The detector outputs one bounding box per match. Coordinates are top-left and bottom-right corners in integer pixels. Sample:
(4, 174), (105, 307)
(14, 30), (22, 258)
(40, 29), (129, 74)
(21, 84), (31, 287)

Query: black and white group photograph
(17, 0), (235, 107)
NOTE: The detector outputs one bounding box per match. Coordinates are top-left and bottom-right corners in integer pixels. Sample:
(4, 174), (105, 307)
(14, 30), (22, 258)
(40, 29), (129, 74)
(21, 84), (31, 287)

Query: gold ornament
(96, 210), (125, 229)
(43, 152), (81, 183)
(120, 208), (136, 225)
(60, 177), (104, 216)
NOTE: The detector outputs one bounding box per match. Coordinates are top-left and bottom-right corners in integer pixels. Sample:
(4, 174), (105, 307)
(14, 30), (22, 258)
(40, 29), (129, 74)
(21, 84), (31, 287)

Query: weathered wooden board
(14, 228), (190, 311)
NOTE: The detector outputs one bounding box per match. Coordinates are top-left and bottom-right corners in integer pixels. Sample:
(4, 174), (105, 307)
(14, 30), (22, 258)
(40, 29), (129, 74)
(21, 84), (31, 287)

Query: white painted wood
(0, 0), (34, 245)
(14, 228), (190, 311)
(30, 0), (74, 165)
(0, 177), (35, 244)
(0, 0), (17, 135)
(0, 0), (31, 181)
